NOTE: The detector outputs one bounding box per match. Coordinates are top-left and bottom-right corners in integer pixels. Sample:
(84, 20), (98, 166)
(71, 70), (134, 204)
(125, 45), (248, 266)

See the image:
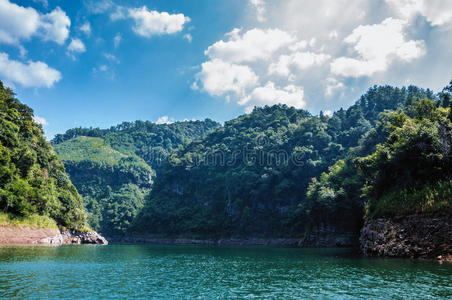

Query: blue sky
(0, 0), (451, 138)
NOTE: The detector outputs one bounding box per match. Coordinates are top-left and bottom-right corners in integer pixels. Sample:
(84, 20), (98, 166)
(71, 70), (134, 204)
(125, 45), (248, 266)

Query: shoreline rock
(108, 230), (358, 247)
(61, 230), (108, 245)
(0, 225), (108, 245)
(360, 214), (451, 262)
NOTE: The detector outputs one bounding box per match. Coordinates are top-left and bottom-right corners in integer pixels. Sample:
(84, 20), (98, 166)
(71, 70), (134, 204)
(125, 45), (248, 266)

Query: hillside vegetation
(47, 79), (452, 240)
(132, 85), (443, 238)
(0, 81), (86, 229)
(52, 119), (220, 236)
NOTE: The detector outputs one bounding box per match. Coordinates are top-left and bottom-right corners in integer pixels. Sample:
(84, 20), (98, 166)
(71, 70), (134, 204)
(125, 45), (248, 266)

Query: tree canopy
(0, 81), (86, 229)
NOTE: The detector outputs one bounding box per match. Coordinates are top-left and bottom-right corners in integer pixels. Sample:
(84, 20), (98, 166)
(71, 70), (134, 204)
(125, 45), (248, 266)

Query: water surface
(0, 245), (451, 299)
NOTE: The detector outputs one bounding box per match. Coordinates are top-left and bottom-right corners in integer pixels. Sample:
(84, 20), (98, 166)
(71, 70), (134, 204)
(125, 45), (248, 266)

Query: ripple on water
(0, 245), (451, 299)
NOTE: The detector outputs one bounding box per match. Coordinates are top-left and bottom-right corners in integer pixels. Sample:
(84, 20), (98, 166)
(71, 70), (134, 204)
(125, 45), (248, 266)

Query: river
(0, 245), (451, 298)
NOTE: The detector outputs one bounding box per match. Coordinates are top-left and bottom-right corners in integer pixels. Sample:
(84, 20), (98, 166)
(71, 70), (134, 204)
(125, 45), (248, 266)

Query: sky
(0, 0), (451, 138)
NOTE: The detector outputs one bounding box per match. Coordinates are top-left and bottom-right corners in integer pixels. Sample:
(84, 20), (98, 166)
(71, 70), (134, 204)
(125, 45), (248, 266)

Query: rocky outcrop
(360, 214), (452, 261)
(61, 230), (108, 245)
(0, 226), (108, 245)
(0, 226), (63, 245)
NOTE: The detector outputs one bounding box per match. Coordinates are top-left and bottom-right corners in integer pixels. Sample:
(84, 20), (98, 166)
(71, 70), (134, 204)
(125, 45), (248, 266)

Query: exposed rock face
(0, 226), (62, 245)
(360, 215), (452, 261)
(0, 226), (108, 245)
(61, 230), (108, 245)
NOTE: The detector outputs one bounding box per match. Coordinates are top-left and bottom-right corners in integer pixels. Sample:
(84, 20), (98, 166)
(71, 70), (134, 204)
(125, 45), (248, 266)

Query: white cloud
(385, 0), (452, 26)
(155, 116), (174, 124)
(0, 0), (70, 46)
(184, 33), (192, 42)
(331, 18), (425, 77)
(113, 33), (122, 48)
(193, 0), (452, 115)
(249, 0), (266, 22)
(269, 51), (331, 77)
(205, 28), (294, 63)
(33, 115), (48, 126)
(197, 59), (258, 97)
(385, 0), (422, 20)
(80, 22), (91, 36)
(289, 40), (308, 52)
(128, 6), (190, 37)
(239, 82), (305, 110)
(325, 77), (345, 97)
(0, 0), (40, 45)
(67, 38), (86, 54)
(39, 7), (70, 45)
(0, 52), (61, 88)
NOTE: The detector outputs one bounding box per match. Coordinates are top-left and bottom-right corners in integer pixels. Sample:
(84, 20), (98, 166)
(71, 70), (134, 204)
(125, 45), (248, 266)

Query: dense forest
(132, 84), (449, 238)
(6, 75), (449, 240)
(0, 81), (86, 229)
(52, 119), (219, 236)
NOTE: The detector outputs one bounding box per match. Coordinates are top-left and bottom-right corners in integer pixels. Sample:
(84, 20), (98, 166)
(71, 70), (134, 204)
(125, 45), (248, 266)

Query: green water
(0, 245), (451, 299)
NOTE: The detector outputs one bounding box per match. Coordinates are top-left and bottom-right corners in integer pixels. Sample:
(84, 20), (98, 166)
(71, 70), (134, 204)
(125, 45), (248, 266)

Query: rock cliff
(360, 214), (451, 261)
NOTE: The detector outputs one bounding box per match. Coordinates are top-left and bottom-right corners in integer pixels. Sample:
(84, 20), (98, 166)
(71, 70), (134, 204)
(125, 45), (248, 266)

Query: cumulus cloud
(39, 7), (70, 45)
(386, 0), (452, 26)
(205, 28), (294, 63)
(0, 52), (61, 88)
(195, 26), (325, 111)
(239, 82), (305, 110)
(198, 59), (259, 97)
(128, 6), (190, 37)
(80, 22), (91, 36)
(33, 115), (48, 126)
(155, 116), (174, 124)
(67, 38), (86, 57)
(186, 0), (452, 117)
(0, 0), (70, 46)
(331, 18), (425, 77)
(269, 51), (331, 77)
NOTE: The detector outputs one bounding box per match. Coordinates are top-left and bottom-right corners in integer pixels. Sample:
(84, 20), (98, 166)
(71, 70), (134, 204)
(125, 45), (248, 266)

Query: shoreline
(0, 225), (108, 245)
(107, 233), (359, 248)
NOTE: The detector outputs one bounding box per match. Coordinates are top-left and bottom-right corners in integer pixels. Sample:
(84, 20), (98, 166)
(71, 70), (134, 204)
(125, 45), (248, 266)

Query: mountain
(0, 81), (86, 229)
(52, 119), (220, 236)
(131, 85), (438, 240)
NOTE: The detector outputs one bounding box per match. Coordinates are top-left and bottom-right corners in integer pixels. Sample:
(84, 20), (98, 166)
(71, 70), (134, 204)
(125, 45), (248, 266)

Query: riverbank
(360, 214), (452, 262)
(108, 230), (358, 247)
(0, 225), (108, 245)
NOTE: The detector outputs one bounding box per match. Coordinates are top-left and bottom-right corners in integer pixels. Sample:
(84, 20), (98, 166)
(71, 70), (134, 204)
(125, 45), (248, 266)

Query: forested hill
(0, 81), (86, 229)
(52, 119), (220, 236)
(52, 119), (220, 169)
(131, 85), (443, 238)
